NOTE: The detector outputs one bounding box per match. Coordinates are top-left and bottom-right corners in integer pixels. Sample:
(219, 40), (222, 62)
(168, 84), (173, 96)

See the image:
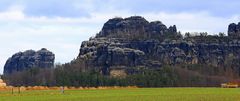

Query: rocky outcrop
(96, 16), (180, 40)
(78, 16), (240, 76)
(79, 38), (146, 74)
(4, 48), (55, 74)
(228, 22), (240, 38)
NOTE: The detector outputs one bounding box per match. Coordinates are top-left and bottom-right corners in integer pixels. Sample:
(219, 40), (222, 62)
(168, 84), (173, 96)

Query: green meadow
(0, 88), (240, 101)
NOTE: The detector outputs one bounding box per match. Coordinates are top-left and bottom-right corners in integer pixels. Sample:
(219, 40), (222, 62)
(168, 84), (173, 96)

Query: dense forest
(3, 62), (232, 87)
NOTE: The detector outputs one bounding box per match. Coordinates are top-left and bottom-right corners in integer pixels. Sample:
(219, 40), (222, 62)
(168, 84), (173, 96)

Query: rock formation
(78, 16), (240, 77)
(228, 22), (240, 38)
(96, 16), (181, 40)
(4, 48), (55, 74)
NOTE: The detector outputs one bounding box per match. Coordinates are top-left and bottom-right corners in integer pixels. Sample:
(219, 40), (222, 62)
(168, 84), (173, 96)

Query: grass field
(0, 88), (240, 101)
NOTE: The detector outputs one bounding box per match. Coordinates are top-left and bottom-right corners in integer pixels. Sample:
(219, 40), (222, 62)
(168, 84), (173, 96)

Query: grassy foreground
(0, 88), (240, 101)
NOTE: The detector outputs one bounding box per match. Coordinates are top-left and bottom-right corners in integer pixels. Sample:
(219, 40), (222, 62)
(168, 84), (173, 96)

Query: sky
(0, 0), (240, 74)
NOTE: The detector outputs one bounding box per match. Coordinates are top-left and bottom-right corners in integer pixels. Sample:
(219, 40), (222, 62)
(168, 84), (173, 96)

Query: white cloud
(0, 5), (25, 21)
(142, 12), (240, 34)
(0, 7), (103, 74)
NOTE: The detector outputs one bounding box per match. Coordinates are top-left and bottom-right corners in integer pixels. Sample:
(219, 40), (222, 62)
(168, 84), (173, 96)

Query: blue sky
(0, 0), (240, 74)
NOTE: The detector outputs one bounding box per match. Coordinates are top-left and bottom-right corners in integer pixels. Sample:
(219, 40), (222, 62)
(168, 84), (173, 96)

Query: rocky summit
(4, 48), (55, 74)
(78, 16), (240, 76)
(228, 22), (240, 38)
(96, 16), (180, 40)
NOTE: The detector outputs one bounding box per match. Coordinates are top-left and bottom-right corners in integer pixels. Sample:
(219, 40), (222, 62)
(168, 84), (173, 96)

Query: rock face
(4, 48), (55, 74)
(228, 22), (240, 38)
(78, 16), (240, 76)
(96, 16), (180, 40)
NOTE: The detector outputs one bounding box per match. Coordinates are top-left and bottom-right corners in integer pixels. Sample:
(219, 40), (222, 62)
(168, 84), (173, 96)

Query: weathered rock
(228, 22), (240, 38)
(96, 16), (178, 40)
(168, 25), (177, 34)
(4, 48), (55, 74)
(79, 38), (145, 75)
(78, 16), (240, 76)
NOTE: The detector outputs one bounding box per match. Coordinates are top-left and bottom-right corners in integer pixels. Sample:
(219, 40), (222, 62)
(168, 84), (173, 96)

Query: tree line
(3, 60), (236, 87)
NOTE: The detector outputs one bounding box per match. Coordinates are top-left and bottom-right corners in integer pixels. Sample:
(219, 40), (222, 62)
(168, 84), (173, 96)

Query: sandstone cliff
(228, 22), (240, 38)
(78, 16), (240, 77)
(4, 48), (55, 74)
